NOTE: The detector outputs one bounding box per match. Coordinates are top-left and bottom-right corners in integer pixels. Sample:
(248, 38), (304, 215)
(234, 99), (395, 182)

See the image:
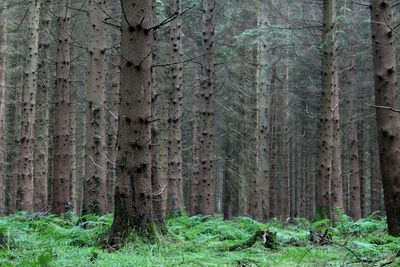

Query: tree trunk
(150, 0), (165, 228)
(189, 76), (200, 216)
(52, 0), (72, 214)
(108, 0), (160, 242)
(17, 0), (42, 211)
(105, 0), (121, 214)
(268, 65), (277, 219)
(166, 0), (184, 217)
(281, 37), (290, 221)
(369, 0), (400, 236)
(316, 0), (337, 219)
(0, 0), (8, 215)
(197, 0), (215, 215)
(83, 0), (108, 215)
(34, 0), (52, 212)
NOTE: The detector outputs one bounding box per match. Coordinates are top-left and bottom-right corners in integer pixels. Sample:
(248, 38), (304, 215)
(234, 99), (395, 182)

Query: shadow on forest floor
(0, 211), (399, 266)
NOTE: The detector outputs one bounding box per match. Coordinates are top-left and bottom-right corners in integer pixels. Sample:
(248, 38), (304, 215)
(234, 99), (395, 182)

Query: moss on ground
(0, 212), (399, 266)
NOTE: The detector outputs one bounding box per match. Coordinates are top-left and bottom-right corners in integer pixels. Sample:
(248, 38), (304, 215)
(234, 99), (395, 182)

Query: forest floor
(0, 212), (399, 267)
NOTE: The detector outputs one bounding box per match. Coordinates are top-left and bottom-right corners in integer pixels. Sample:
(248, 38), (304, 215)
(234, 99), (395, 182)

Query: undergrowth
(0, 211), (398, 266)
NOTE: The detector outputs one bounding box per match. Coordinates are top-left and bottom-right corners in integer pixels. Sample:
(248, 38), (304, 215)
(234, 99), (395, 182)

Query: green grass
(0, 212), (399, 266)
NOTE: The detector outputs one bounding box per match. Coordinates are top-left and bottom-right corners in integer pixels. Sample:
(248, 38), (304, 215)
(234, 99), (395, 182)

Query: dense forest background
(0, 0), (400, 252)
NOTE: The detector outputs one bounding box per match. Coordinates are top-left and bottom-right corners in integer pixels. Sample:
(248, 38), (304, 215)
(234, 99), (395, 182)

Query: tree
(0, 0), (8, 215)
(197, 0), (216, 216)
(166, 0), (184, 217)
(17, 0), (42, 211)
(108, 0), (161, 242)
(34, 0), (52, 212)
(316, 0), (337, 219)
(83, 0), (108, 215)
(369, 0), (400, 236)
(52, 0), (72, 214)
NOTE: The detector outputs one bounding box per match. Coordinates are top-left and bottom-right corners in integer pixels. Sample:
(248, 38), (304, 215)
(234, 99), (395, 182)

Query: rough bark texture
(166, 0), (184, 217)
(268, 65), (277, 219)
(281, 42), (290, 221)
(0, 0), (7, 215)
(316, 0), (336, 219)
(197, 0), (215, 215)
(189, 76), (200, 216)
(52, 0), (72, 214)
(108, 0), (159, 242)
(370, 0), (400, 236)
(150, 0), (165, 228)
(83, 0), (108, 215)
(346, 56), (361, 220)
(17, 0), (42, 211)
(257, 2), (269, 220)
(33, 0), (51, 212)
(105, 0), (121, 214)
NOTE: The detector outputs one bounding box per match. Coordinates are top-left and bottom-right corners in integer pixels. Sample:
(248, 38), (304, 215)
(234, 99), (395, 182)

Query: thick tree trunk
(370, 0), (400, 236)
(17, 0), (42, 211)
(316, 0), (337, 219)
(33, 0), (51, 212)
(83, 0), (108, 215)
(52, 0), (72, 214)
(108, 0), (160, 242)
(166, 0), (184, 217)
(197, 0), (215, 215)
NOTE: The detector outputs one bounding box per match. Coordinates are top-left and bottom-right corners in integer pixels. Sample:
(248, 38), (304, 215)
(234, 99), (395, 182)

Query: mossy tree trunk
(108, 0), (162, 242)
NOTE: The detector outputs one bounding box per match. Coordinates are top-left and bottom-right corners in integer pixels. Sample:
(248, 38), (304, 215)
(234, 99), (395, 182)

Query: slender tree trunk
(197, 0), (215, 215)
(108, 0), (160, 242)
(83, 0), (108, 215)
(33, 0), (52, 212)
(0, 0), (8, 215)
(345, 54), (361, 220)
(281, 39), (290, 221)
(150, 0), (165, 228)
(316, 0), (337, 219)
(105, 0), (120, 214)
(17, 0), (42, 211)
(166, 0), (184, 217)
(52, 0), (72, 214)
(189, 76), (200, 216)
(268, 65), (277, 219)
(370, 0), (400, 235)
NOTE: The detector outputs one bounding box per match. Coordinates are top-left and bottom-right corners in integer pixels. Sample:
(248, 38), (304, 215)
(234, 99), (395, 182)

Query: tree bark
(108, 0), (160, 242)
(83, 0), (108, 215)
(316, 0), (337, 219)
(34, 0), (51, 212)
(197, 0), (215, 215)
(17, 0), (42, 211)
(52, 0), (72, 214)
(369, 0), (400, 235)
(189, 76), (200, 216)
(166, 0), (184, 217)
(0, 0), (8, 215)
